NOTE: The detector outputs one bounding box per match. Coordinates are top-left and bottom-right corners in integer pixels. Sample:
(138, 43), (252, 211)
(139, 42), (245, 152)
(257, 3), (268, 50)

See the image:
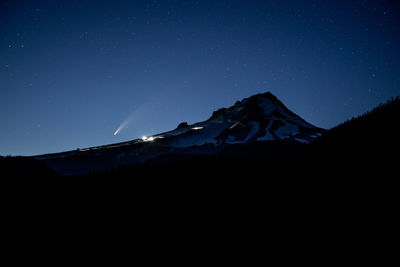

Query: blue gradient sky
(1, 0), (399, 156)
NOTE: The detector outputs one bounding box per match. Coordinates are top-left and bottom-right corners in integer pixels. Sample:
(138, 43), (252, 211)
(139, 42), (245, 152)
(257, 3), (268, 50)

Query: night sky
(1, 0), (399, 156)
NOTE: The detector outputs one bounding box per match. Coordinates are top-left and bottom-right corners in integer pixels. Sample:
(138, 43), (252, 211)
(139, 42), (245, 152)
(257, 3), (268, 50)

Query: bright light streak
(113, 118), (131, 136)
(113, 104), (151, 136)
(192, 127), (203, 130)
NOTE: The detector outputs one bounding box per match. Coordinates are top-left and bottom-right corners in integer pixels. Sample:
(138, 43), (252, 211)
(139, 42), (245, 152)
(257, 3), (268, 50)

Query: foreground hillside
(306, 96), (400, 161)
(0, 156), (58, 178)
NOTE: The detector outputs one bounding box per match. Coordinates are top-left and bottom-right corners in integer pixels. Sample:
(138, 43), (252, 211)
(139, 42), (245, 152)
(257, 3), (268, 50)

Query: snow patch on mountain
(274, 123), (300, 139)
(257, 121), (275, 141)
(243, 121), (260, 142)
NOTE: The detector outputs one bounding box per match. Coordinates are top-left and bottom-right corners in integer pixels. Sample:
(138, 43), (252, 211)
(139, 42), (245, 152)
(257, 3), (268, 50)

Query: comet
(113, 128), (121, 136)
(113, 103), (151, 136)
(113, 114), (134, 136)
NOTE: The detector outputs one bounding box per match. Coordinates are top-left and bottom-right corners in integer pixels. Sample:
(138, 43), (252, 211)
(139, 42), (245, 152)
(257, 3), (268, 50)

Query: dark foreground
(2, 98), (398, 264)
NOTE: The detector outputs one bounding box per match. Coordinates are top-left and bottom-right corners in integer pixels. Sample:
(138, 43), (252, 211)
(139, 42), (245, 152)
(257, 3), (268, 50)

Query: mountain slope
(33, 91), (324, 175)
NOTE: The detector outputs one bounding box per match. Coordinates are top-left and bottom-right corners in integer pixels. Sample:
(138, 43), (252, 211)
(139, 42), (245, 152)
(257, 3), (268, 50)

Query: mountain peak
(164, 90), (325, 148)
(209, 91), (295, 122)
(250, 91), (277, 101)
(231, 91), (277, 107)
(209, 91), (275, 120)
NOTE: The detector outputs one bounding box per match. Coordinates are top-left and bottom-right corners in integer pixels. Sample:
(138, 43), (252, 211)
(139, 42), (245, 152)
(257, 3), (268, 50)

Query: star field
(1, 0), (399, 155)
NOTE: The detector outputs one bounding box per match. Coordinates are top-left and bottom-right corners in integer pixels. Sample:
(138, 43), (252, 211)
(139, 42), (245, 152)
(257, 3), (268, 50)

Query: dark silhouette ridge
(0, 155), (58, 183)
(305, 96), (400, 161)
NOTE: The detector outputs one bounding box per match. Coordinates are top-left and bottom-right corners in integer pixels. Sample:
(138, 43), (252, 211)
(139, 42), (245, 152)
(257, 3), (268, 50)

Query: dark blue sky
(1, 0), (399, 156)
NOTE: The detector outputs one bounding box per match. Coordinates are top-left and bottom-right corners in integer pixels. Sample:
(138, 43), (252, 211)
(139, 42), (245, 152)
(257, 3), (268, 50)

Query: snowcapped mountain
(34, 92), (324, 175)
(153, 91), (323, 147)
